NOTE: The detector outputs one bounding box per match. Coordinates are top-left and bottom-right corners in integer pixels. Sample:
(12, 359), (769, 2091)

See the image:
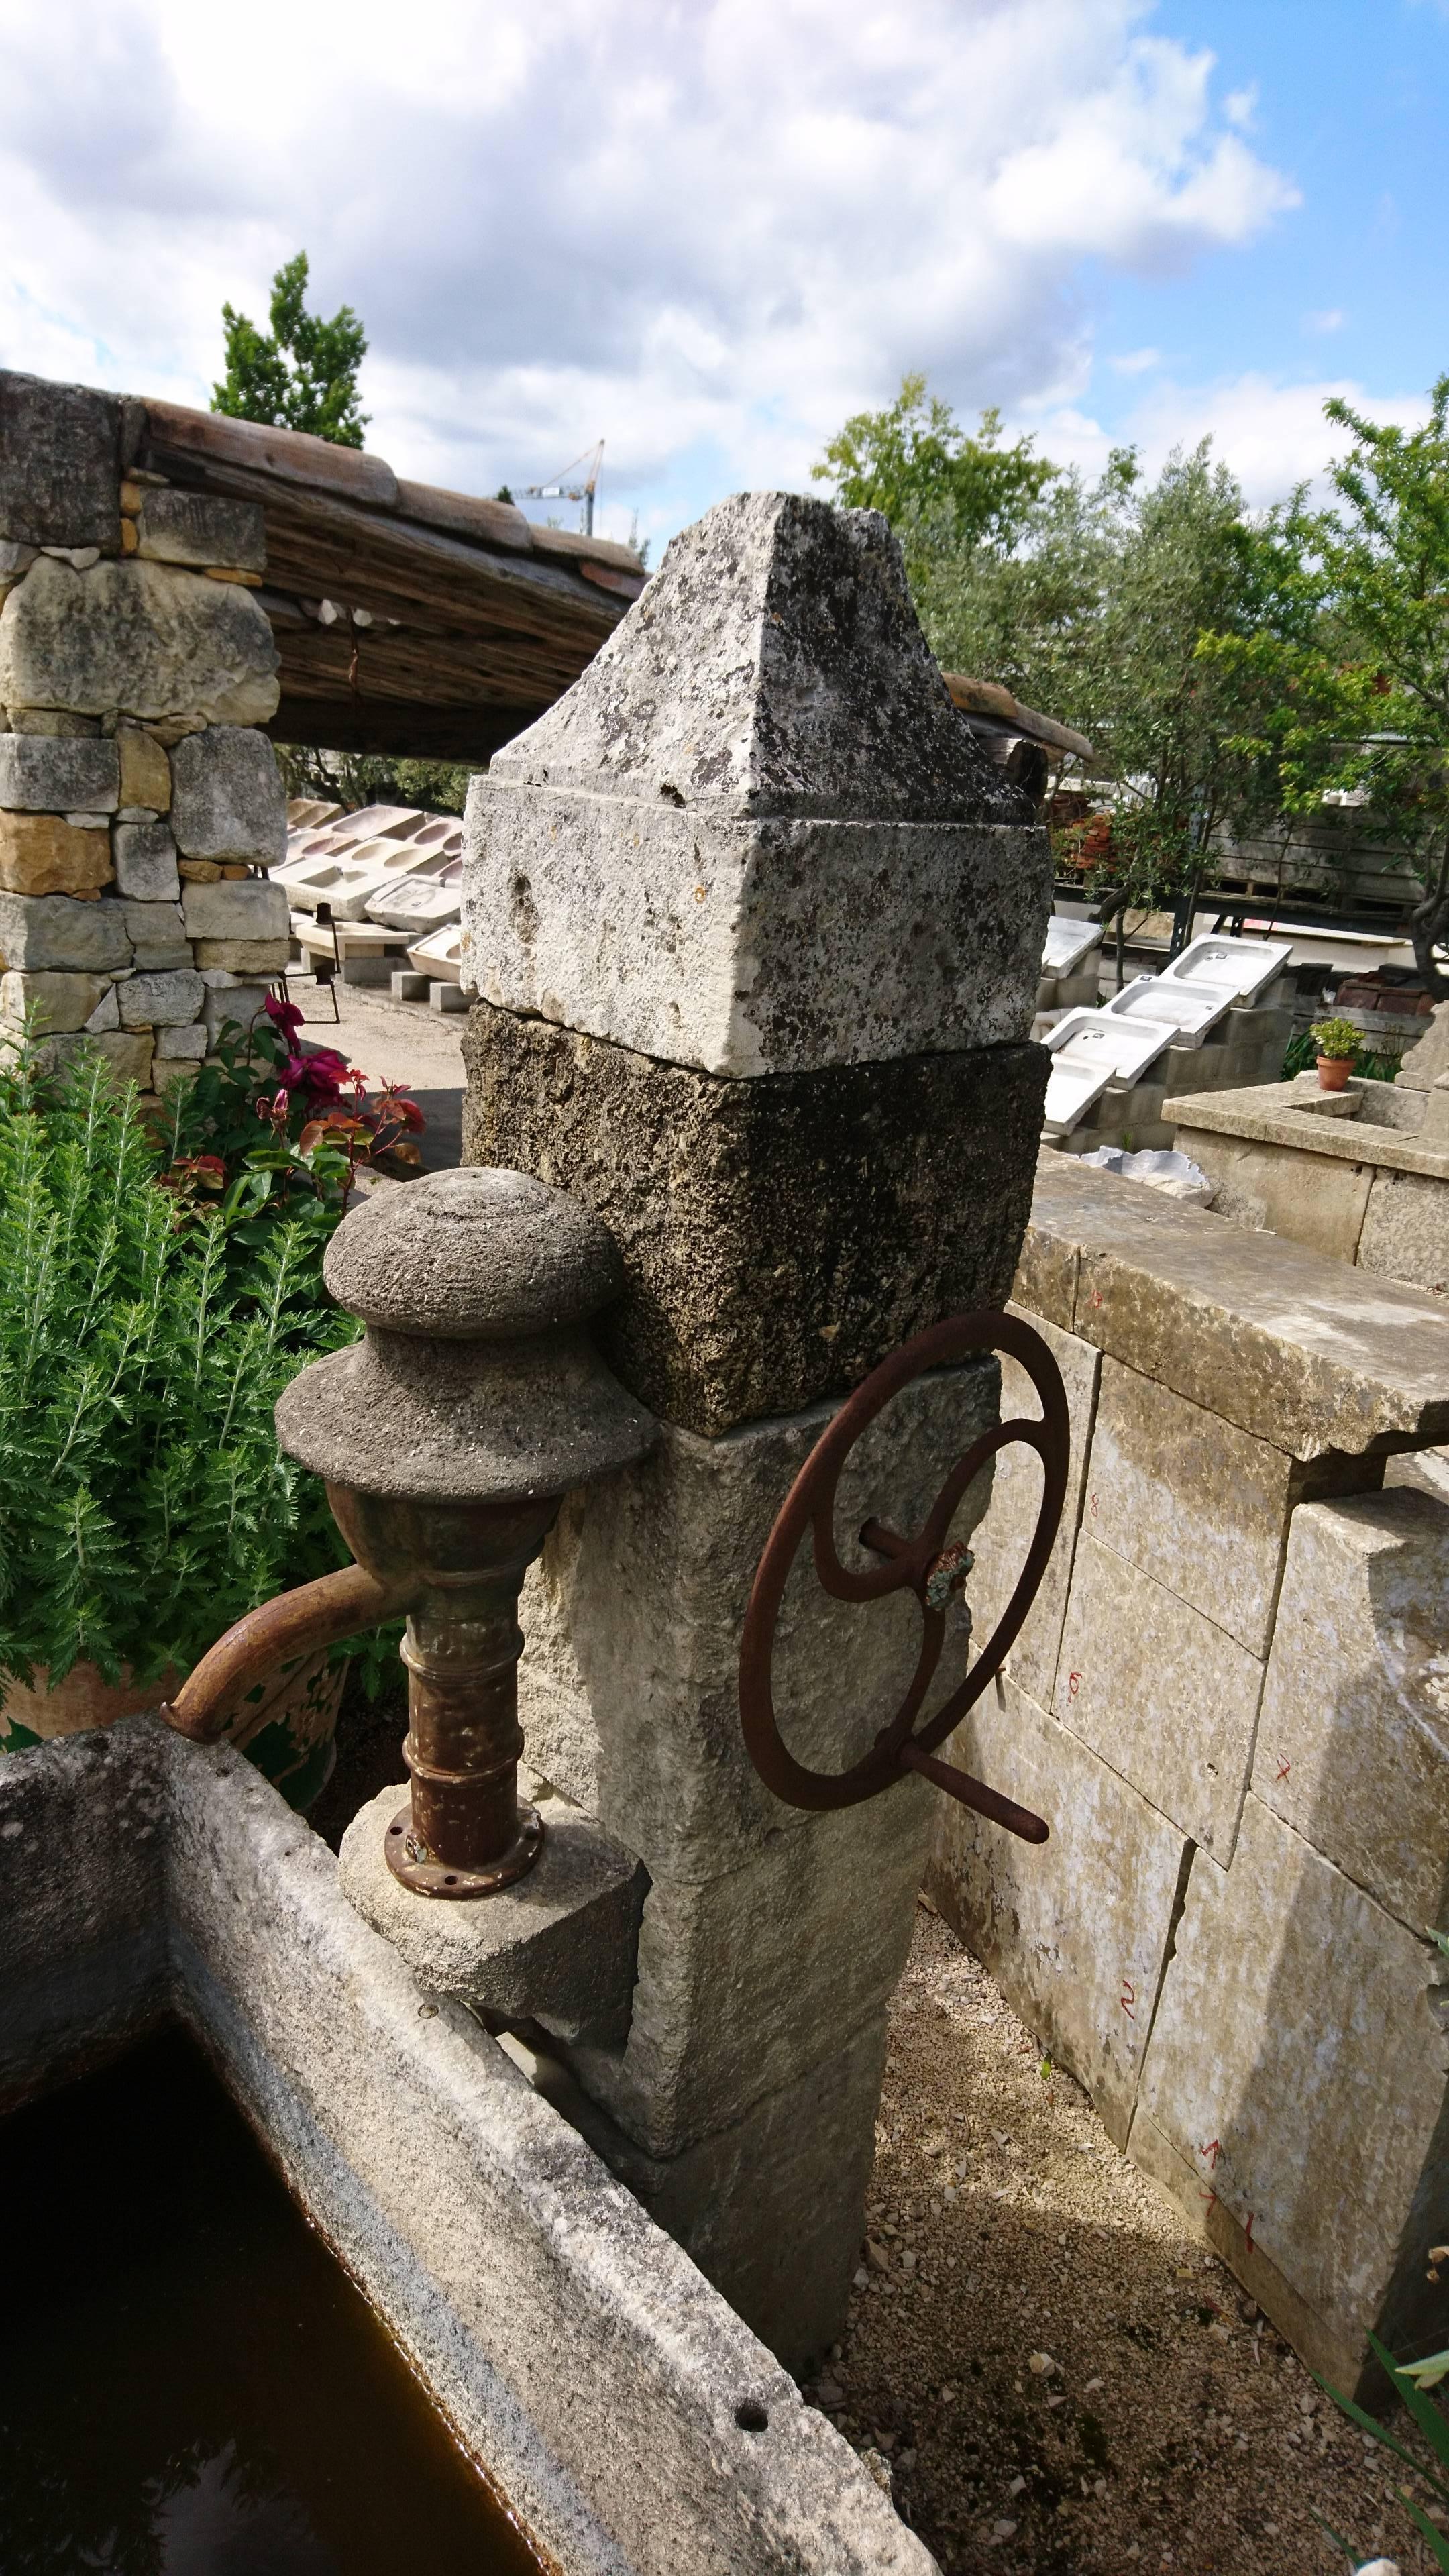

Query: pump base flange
(383, 1799), (544, 1898)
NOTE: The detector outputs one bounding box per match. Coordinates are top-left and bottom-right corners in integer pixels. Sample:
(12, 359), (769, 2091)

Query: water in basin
(0, 2031), (543, 2575)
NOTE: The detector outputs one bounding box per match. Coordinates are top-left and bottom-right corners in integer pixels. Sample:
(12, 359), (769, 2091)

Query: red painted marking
(1244, 2212), (1255, 2254)
(1120, 1977), (1137, 2021)
(1275, 1757), (1291, 1784)
(1200, 2139), (1222, 2169)
(1089, 1491), (1099, 1518)
(1089, 1289), (1104, 1310)
(1067, 1671), (1082, 1700)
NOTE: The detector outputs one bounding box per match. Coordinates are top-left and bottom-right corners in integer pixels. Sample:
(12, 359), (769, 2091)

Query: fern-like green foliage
(0, 1049), (363, 1693)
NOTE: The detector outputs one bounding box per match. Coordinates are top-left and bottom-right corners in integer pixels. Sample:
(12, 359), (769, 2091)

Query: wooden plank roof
(135, 402), (646, 763)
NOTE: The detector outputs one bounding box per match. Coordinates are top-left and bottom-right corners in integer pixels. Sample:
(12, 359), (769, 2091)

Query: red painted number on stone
(1067, 1671), (1081, 1699)
(1275, 1757), (1291, 1784)
(1201, 2139), (1222, 2169)
(1120, 1977), (1137, 2021)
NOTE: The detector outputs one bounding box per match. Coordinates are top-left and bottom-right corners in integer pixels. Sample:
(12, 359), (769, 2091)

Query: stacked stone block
(0, 369), (290, 1092)
(926, 1154), (1449, 2396)
(461, 490), (1052, 2368)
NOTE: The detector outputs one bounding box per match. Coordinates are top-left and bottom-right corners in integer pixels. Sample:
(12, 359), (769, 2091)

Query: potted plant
(0, 1013), (423, 1807)
(1309, 1016), (1363, 1092)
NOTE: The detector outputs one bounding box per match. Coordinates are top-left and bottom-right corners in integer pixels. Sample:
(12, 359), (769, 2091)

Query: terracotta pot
(1, 1646), (347, 1813)
(1316, 1054), (1354, 1091)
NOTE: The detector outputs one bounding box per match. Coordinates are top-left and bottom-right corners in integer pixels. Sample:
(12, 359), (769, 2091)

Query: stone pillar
(0, 369), (290, 1091)
(460, 492), (1051, 2368)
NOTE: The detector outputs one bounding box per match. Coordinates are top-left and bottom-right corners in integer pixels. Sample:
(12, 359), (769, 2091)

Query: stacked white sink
(1042, 934), (1295, 1152)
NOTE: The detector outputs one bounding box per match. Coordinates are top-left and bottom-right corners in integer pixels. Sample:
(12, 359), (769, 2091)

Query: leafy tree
(213, 251), (368, 448)
(1200, 382), (1449, 989)
(273, 745), (475, 816)
(812, 374), (1057, 555)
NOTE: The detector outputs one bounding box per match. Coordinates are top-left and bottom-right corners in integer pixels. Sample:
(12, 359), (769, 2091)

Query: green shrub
(1309, 1016), (1365, 1063)
(0, 1042), (383, 1695)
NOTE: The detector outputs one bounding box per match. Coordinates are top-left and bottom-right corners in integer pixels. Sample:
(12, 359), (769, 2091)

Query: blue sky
(0, 1), (1442, 549)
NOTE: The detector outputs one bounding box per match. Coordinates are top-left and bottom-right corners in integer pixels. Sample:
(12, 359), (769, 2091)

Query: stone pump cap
(276, 1167), (657, 1503)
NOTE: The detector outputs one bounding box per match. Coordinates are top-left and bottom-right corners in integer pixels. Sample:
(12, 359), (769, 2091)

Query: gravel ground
(811, 1904), (1440, 2576)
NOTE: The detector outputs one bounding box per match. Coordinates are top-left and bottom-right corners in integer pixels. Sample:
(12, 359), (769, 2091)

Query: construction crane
(523, 440), (604, 539)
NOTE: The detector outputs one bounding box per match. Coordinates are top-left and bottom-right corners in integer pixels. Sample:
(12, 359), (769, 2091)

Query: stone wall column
(0, 370), (290, 1089)
(460, 490), (1051, 2369)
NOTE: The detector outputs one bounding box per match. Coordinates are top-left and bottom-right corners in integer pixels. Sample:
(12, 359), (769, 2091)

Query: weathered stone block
(0, 731), (118, 813)
(0, 968), (107, 1032)
(0, 557), (280, 726)
(28, 1028), (152, 1090)
(466, 491), (1038, 1077)
(963, 1306), (1098, 1709)
(84, 983), (118, 1031)
(180, 875), (288, 941)
(170, 724), (286, 863)
(1397, 1002), (1449, 1091)
(0, 811), (110, 896)
(1081, 1358), (1379, 1658)
(134, 490), (266, 574)
(1135, 1793), (1449, 2395)
(519, 1359), (997, 1882)
(1184, 1128), (1376, 1260)
(191, 938), (290, 974)
(604, 2014), (891, 2375)
(118, 967), (203, 1028)
(576, 1780), (935, 2158)
(201, 979), (270, 1039)
(464, 1001), (1046, 1434)
(1053, 1532), (1265, 1858)
(0, 890), (130, 973)
(0, 370), (120, 550)
(925, 1674), (1191, 2147)
(339, 1778), (647, 2045)
(1254, 1489), (1449, 1929)
(111, 820), (180, 902)
(153, 1020), (207, 1059)
(116, 725), (172, 813)
(1356, 1166), (1449, 1294)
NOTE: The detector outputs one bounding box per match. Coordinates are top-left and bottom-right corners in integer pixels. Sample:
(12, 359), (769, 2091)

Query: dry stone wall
(0, 370), (290, 1092)
(927, 1155), (1449, 2398)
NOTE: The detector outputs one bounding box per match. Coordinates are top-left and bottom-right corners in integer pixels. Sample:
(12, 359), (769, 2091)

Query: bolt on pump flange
(274, 1167), (656, 1898)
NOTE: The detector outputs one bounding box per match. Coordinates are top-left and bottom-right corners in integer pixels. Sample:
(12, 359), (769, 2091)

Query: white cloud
(1110, 347), (1163, 376)
(1303, 308), (1346, 334)
(1224, 83), (1258, 130)
(0, 0), (1302, 541)
(1029, 372), (1430, 507)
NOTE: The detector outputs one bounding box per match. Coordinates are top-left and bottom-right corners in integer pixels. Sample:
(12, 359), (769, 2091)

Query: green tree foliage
(213, 251), (368, 448)
(812, 373), (1057, 553)
(272, 744), (476, 817)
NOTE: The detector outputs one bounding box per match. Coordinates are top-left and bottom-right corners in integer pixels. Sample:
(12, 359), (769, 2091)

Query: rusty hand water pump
(162, 1168), (655, 1896)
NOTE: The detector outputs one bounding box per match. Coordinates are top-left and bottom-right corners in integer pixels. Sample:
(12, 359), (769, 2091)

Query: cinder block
(1135, 1792), (1449, 2396)
(390, 970), (429, 1000)
(1254, 1489), (1449, 1929)
(926, 1674), (1190, 2147)
(1053, 1530), (1265, 1858)
(429, 977), (467, 1012)
(963, 1305), (1098, 1709)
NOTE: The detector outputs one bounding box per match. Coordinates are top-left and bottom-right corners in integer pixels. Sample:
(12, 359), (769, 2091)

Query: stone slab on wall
(1134, 1792), (1449, 2396)
(925, 1674), (1191, 2149)
(1015, 1153), (1449, 1459)
(1081, 1358), (1375, 1660)
(962, 1305), (1099, 1711)
(1053, 1529), (1265, 1862)
(1254, 1488), (1449, 1931)
(1177, 1128), (1376, 1258)
(464, 998), (1046, 1435)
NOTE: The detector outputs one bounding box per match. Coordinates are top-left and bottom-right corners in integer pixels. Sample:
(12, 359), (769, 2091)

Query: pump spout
(159, 1562), (417, 1748)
